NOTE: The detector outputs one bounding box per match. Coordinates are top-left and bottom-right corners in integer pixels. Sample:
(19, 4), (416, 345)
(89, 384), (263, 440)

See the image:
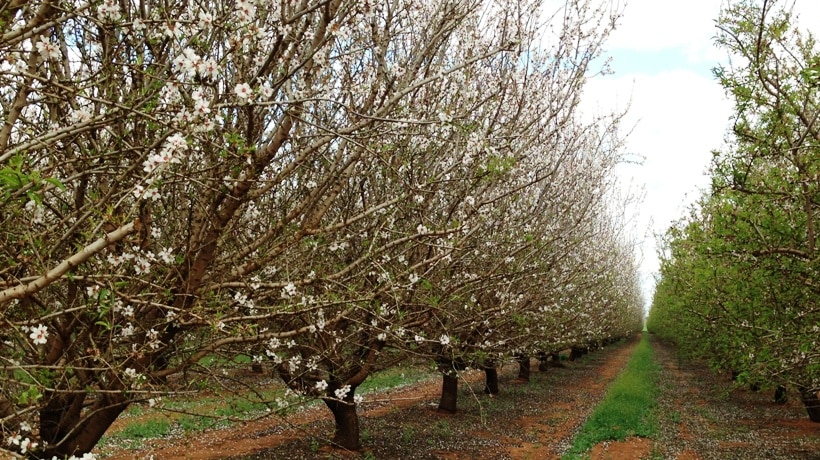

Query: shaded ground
(650, 336), (820, 459)
(98, 338), (638, 459)
(97, 335), (820, 459)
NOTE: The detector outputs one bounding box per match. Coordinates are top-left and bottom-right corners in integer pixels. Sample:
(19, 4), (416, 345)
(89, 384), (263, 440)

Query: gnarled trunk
(484, 364), (499, 395)
(323, 395), (361, 450)
(438, 373), (459, 413)
(41, 392), (128, 458)
(516, 355), (530, 381)
(798, 387), (820, 423)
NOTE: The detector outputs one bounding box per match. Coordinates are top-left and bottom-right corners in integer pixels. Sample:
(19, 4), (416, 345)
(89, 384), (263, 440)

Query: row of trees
(648, 0), (820, 422)
(0, 0), (643, 457)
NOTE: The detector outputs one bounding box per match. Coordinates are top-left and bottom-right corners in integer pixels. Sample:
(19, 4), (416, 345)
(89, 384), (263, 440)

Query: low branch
(0, 221), (137, 304)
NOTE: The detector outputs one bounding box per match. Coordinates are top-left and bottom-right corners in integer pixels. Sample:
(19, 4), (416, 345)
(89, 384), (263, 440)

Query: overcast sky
(580, 0), (820, 311)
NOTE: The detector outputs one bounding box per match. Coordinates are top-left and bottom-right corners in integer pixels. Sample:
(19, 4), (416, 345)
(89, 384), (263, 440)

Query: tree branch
(0, 221), (137, 304)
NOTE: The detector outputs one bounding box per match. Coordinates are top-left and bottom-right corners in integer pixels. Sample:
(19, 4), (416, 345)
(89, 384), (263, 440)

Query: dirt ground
(96, 335), (820, 459)
(650, 337), (819, 460)
(98, 339), (637, 459)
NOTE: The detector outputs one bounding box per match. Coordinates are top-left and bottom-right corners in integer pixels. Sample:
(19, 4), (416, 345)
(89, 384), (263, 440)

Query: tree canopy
(648, 0), (820, 422)
(0, 0), (643, 457)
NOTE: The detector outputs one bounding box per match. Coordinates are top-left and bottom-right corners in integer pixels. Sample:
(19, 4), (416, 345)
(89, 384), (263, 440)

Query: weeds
(562, 335), (660, 458)
(99, 363), (436, 449)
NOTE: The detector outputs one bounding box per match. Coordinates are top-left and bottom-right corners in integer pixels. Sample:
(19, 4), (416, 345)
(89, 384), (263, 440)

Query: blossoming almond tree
(0, 0), (643, 458)
(0, 0), (519, 456)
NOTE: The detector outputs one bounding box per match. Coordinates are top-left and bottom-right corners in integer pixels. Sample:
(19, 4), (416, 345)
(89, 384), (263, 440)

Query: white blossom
(35, 36), (60, 60)
(29, 324), (48, 345)
(334, 384), (351, 400)
(97, 0), (122, 21)
(234, 83), (253, 100)
(19, 437), (37, 454)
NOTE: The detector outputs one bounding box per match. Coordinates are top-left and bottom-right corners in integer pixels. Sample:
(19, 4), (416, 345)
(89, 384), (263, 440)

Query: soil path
(650, 336), (819, 460)
(97, 337), (640, 459)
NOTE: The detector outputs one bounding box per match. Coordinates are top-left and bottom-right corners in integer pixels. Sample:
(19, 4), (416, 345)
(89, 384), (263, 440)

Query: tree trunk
(799, 387), (820, 423)
(323, 395), (362, 450)
(537, 352), (549, 371)
(774, 385), (788, 404)
(438, 373), (458, 413)
(750, 381), (761, 392)
(517, 355), (530, 381)
(41, 392), (128, 458)
(548, 352), (565, 368)
(569, 346), (586, 361)
(484, 365), (499, 395)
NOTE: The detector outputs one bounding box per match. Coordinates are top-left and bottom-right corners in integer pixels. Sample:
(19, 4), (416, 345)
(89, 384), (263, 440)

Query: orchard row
(0, 1), (644, 458)
(648, 0), (820, 423)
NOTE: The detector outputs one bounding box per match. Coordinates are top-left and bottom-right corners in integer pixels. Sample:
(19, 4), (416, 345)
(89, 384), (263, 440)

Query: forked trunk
(798, 387), (820, 423)
(323, 395), (362, 450)
(41, 392), (128, 458)
(438, 373), (459, 413)
(484, 365), (499, 395)
(517, 355), (530, 381)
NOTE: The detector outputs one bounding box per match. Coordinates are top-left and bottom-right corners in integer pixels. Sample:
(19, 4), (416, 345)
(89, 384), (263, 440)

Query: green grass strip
(562, 335), (659, 459)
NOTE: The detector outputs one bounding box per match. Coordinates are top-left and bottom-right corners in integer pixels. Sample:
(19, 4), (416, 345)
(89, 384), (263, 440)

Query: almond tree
(649, 0), (820, 423)
(254, 0), (639, 445)
(0, 0), (643, 457)
(0, 0), (530, 456)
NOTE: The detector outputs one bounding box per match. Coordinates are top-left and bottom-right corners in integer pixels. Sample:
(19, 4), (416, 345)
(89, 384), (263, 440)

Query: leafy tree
(649, 0), (820, 422)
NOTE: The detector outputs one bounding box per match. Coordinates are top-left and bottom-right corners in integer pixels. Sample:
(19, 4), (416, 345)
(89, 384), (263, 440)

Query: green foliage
(649, 0), (820, 402)
(563, 335), (659, 458)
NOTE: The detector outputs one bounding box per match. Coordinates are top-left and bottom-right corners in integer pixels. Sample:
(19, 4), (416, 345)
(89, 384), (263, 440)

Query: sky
(579, 0), (820, 311)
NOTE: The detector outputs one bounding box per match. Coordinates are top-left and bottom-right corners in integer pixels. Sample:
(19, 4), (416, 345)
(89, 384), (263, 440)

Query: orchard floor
(649, 337), (819, 459)
(97, 335), (820, 460)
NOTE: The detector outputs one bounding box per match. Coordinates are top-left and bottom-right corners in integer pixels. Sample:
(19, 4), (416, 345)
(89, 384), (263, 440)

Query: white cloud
(583, 68), (733, 306)
(577, 0), (820, 307)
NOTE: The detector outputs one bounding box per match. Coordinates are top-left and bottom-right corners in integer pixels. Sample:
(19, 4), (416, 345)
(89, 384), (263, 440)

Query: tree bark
(537, 352), (550, 372)
(484, 365), (499, 395)
(41, 393), (128, 458)
(569, 346), (586, 361)
(774, 385), (788, 404)
(323, 395), (362, 450)
(438, 373), (459, 413)
(799, 387), (820, 423)
(517, 355), (530, 381)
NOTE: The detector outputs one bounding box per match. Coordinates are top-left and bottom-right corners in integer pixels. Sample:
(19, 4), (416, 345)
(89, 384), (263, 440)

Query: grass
(103, 419), (172, 450)
(562, 334), (659, 459)
(99, 363), (438, 450)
